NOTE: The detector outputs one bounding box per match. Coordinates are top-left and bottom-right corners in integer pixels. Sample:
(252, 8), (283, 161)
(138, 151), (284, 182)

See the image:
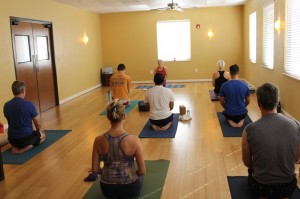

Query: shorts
(222, 112), (247, 123)
(8, 131), (41, 149)
(150, 114), (173, 127)
(100, 176), (143, 198)
(248, 169), (297, 198)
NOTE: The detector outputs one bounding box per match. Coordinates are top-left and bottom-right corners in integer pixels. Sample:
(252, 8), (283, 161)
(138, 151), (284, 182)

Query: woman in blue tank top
(84, 101), (146, 198)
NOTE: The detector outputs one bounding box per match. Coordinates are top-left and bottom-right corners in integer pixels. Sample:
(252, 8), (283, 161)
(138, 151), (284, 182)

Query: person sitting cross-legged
(144, 73), (175, 131)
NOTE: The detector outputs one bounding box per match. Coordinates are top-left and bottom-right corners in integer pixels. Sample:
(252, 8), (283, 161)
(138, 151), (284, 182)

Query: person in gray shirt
(242, 83), (300, 198)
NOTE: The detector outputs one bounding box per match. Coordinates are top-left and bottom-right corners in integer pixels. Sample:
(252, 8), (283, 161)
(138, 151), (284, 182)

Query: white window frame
(156, 20), (191, 62)
(249, 12), (257, 63)
(285, 0), (300, 80)
(263, 2), (274, 69)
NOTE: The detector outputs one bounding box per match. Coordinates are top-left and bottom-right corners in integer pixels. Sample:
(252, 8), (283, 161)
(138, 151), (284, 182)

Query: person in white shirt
(144, 73), (175, 131)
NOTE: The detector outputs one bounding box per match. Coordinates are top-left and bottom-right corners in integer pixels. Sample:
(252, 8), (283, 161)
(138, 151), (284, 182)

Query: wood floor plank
(1, 82), (299, 199)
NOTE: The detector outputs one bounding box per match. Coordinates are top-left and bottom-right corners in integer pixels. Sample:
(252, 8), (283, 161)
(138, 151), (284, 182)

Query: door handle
(35, 55), (39, 72)
(32, 55), (36, 72)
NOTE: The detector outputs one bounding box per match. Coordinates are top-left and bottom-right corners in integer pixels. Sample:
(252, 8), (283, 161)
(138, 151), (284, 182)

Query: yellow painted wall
(0, 0), (103, 123)
(100, 6), (244, 81)
(243, 0), (300, 121)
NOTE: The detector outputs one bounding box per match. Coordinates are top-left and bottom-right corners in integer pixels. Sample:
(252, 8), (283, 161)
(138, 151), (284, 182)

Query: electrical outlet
(195, 68), (198, 73)
(150, 70), (153, 74)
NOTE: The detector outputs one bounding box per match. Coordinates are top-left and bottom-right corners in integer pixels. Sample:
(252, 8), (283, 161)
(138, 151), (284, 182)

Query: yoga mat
(1, 130), (71, 165)
(83, 159), (170, 199)
(138, 114), (179, 138)
(135, 85), (185, 89)
(100, 100), (139, 115)
(217, 112), (252, 137)
(227, 176), (300, 199)
(209, 90), (219, 101)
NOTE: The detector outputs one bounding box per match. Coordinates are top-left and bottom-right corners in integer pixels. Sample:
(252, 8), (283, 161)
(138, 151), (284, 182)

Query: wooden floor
(1, 82), (299, 199)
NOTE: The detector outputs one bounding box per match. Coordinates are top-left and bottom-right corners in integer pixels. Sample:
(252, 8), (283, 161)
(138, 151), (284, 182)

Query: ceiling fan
(155, 0), (184, 12)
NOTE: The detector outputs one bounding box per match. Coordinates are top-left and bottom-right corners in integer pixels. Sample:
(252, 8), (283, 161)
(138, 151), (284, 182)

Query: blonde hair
(217, 60), (225, 70)
(106, 101), (125, 123)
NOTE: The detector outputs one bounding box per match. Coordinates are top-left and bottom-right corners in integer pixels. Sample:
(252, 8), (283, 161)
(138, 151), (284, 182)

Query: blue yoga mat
(100, 100), (139, 115)
(138, 114), (179, 138)
(228, 176), (300, 199)
(217, 112), (252, 137)
(1, 130), (71, 165)
(135, 85), (185, 89)
(209, 90), (219, 101)
(83, 159), (170, 199)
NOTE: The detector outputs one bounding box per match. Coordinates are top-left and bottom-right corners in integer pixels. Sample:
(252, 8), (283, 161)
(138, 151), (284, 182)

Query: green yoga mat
(83, 159), (170, 199)
(100, 100), (139, 115)
(1, 130), (71, 165)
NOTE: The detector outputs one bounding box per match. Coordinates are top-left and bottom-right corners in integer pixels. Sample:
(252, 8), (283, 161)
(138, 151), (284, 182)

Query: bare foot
(151, 124), (160, 131)
(17, 145), (34, 154)
(160, 122), (172, 131)
(228, 120), (238, 128)
(12, 147), (20, 154)
(236, 119), (245, 128)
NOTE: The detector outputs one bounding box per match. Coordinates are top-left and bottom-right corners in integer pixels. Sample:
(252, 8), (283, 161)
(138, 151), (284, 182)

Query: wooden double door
(11, 19), (58, 113)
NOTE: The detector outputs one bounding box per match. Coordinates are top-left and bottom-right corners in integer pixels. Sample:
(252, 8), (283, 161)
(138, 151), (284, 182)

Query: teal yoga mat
(217, 112), (252, 137)
(100, 100), (139, 115)
(1, 130), (71, 165)
(228, 176), (300, 199)
(83, 159), (170, 199)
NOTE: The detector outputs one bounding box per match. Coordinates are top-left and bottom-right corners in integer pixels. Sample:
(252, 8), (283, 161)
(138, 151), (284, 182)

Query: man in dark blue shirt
(219, 64), (250, 127)
(3, 81), (46, 154)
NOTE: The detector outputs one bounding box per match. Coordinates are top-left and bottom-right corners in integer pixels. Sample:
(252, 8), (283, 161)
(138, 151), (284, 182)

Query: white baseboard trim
(132, 79), (211, 84)
(59, 84), (101, 105)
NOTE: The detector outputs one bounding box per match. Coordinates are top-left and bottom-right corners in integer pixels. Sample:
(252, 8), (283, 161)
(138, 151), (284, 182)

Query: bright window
(156, 20), (191, 61)
(285, 0), (300, 79)
(249, 12), (257, 63)
(263, 3), (274, 69)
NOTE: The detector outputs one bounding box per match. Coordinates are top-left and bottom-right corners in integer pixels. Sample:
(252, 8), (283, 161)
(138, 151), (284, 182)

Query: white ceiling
(53, 0), (247, 14)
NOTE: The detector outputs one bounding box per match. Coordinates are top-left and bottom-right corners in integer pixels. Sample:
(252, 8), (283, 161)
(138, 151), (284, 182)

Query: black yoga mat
(227, 176), (300, 199)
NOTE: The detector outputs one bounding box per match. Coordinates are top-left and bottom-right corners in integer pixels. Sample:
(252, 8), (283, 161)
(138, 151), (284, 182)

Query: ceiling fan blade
(173, 7), (184, 12)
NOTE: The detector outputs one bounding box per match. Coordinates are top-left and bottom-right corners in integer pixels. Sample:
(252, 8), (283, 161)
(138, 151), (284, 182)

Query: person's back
(246, 114), (300, 184)
(110, 63), (131, 102)
(84, 101), (145, 198)
(242, 83), (300, 198)
(101, 132), (138, 184)
(212, 60), (230, 94)
(4, 97), (37, 139)
(220, 80), (249, 116)
(145, 86), (173, 120)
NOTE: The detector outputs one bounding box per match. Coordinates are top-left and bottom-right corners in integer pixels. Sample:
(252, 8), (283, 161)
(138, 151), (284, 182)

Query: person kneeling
(144, 73), (175, 131)
(84, 101), (146, 198)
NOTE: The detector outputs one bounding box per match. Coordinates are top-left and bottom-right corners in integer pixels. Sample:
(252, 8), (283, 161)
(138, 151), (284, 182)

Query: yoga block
(138, 100), (149, 112)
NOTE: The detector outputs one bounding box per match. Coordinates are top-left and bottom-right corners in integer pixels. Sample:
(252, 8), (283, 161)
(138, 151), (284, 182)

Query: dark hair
(229, 64), (239, 75)
(154, 73), (164, 85)
(12, 80), (26, 95)
(256, 83), (279, 111)
(117, 64), (126, 71)
(106, 101), (125, 123)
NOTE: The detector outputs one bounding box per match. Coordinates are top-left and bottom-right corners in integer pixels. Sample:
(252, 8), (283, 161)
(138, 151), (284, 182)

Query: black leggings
(100, 176), (143, 199)
(248, 169), (297, 198)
